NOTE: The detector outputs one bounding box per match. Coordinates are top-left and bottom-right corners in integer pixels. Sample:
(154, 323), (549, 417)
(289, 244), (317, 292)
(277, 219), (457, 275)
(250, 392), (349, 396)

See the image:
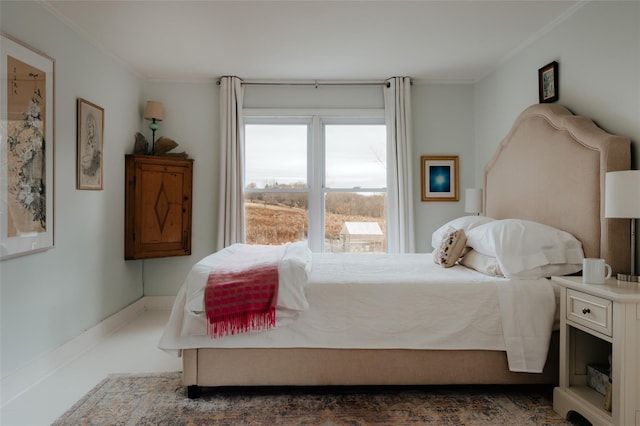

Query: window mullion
(308, 115), (324, 252)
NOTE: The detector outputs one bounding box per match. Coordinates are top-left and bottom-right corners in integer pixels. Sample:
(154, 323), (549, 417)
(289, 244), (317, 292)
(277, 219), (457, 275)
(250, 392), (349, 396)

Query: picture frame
(77, 98), (104, 190)
(1, 33), (55, 260)
(538, 61), (558, 103)
(421, 155), (459, 202)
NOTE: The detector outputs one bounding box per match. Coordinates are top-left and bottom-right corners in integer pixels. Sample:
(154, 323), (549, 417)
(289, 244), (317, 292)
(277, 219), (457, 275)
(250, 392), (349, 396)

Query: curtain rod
(216, 79), (391, 88)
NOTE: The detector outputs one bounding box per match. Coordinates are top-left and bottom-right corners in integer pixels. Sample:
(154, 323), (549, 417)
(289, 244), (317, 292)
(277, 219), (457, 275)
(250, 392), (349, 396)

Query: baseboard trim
(143, 295), (177, 311)
(0, 295), (175, 407)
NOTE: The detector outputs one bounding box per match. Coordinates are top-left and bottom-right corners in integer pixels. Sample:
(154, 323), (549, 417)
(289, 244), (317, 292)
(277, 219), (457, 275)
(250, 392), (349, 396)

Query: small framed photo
(421, 155), (459, 202)
(538, 61), (558, 103)
(77, 98), (104, 190)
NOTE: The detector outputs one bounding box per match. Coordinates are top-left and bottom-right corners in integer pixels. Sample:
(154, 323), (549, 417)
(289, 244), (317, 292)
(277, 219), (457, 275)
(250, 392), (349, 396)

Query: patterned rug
(52, 372), (589, 425)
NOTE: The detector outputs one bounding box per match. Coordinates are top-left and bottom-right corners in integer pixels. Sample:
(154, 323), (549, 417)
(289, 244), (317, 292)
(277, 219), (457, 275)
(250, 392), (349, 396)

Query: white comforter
(159, 247), (557, 373)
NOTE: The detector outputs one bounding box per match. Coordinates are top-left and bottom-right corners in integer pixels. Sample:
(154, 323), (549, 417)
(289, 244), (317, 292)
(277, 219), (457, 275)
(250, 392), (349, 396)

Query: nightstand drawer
(567, 289), (612, 336)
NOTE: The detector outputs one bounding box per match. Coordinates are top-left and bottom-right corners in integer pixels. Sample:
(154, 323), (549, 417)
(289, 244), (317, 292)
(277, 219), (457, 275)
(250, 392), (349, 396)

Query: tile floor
(1, 309), (181, 426)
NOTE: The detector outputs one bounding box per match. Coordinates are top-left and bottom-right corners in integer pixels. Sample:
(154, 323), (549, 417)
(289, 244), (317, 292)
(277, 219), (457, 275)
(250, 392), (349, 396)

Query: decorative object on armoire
(154, 136), (187, 157)
(538, 61), (558, 103)
(464, 188), (483, 215)
(77, 98), (104, 190)
(133, 132), (148, 154)
(124, 155), (193, 259)
(154, 136), (177, 154)
(143, 100), (164, 154)
(1, 33), (55, 260)
(605, 170), (640, 282)
(420, 156), (459, 202)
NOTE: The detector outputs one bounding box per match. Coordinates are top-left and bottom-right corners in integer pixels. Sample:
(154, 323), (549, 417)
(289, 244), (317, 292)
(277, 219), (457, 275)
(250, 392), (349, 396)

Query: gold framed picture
(421, 155), (459, 202)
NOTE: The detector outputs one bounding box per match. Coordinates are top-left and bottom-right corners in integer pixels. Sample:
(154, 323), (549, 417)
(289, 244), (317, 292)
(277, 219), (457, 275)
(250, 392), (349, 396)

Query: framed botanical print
(1, 33), (55, 259)
(538, 61), (558, 103)
(77, 98), (104, 190)
(421, 155), (459, 202)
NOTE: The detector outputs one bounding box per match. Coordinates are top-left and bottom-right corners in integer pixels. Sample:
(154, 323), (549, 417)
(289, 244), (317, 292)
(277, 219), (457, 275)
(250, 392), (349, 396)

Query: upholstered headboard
(484, 104), (631, 274)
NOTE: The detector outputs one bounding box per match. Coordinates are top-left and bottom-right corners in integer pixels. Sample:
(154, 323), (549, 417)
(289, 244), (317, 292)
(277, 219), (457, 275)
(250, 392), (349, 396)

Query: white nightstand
(551, 276), (640, 426)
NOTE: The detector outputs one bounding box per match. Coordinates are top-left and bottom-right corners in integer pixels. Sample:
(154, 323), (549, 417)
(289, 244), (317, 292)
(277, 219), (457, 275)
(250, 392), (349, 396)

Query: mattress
(159, 249), (558, 373)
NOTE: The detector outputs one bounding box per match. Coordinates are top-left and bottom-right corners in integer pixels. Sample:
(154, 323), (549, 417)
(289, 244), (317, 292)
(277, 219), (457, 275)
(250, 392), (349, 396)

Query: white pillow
(459, 249), (580, 279)
(465, 219), (584, 279)
(459, 249), (504, 277)
(431, 216), (495, 249)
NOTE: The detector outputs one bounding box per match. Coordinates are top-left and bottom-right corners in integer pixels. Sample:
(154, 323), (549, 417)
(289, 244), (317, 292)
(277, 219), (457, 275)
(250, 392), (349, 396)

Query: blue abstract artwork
(429, 166), (451, 193)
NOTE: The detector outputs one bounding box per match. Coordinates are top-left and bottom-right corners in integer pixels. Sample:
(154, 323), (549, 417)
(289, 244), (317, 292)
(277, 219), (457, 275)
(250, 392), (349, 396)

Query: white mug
(583, 258), (612, 284)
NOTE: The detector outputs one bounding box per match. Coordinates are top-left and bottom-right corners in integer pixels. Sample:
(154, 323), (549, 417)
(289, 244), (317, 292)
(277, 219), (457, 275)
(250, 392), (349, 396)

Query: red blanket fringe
(205, 264), (279, 338)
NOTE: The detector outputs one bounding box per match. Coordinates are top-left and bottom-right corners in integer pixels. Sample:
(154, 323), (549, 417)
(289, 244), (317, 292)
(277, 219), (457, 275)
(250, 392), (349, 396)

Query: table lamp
(464, 188), (483, 216)
(605, 170), (640, 282)
(143, 101), (164, 154)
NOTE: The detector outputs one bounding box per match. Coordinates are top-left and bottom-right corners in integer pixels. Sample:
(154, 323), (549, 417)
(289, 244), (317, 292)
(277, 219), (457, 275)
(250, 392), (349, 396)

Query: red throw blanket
(204, 258), (279, 338)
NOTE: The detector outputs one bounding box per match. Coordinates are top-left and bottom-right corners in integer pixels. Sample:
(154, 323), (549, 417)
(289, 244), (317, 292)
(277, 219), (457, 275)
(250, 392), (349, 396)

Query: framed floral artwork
(77, 98), (104, 190)
(1, 33), (55, 260)
(421, 155), (459, 201)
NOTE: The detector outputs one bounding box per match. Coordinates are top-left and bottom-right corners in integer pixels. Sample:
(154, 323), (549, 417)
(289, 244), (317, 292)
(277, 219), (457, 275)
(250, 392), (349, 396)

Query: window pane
(324, 192), (386, 253)
(245, 192), (308, 245)
(325, 124), (386, 189)
(245, 124), (307, 189)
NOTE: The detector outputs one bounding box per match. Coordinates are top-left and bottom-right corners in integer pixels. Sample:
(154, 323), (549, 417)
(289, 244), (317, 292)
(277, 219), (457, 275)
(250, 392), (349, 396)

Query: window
(244, 111), (386, 253)
(244, 121), (309, 245)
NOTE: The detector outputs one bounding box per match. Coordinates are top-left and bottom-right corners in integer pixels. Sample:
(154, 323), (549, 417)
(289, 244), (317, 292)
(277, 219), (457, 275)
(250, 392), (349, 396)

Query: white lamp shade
(464, 188), (483, 214)
(143, 101), (164, 121)
(605, 170), (640, 219)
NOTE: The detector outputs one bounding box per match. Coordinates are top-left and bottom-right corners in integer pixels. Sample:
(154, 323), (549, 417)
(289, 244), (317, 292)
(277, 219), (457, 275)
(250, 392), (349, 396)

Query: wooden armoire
(125, 155), (193, 259)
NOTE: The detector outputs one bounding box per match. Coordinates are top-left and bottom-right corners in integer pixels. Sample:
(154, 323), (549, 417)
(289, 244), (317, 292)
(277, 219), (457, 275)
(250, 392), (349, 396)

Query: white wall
(474, 1), (640, 265)
(244, 84), (384, 109)
(412, 83), (475, 253)
(1, 2), (143, 379)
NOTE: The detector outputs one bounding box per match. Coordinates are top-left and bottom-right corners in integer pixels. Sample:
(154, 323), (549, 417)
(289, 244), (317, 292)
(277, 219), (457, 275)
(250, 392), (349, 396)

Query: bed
(159, 103), (631, 397)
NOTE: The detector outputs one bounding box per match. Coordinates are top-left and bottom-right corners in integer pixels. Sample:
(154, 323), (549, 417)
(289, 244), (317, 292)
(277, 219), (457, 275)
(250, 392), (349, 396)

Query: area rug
(52, 372), (587, 425)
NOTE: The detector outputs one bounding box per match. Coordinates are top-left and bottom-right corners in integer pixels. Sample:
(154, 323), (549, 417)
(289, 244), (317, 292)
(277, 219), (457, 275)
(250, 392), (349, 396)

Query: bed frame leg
(187, 385), (201, 399)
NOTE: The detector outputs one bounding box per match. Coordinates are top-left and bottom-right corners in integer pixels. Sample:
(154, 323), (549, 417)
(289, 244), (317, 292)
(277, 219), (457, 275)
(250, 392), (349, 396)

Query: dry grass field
(245, 202), (386, 247)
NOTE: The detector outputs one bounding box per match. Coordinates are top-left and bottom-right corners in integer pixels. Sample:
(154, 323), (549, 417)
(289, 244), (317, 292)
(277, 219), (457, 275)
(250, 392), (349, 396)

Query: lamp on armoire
(605, 170), (640, 282)
(143, 101), (164, 155)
